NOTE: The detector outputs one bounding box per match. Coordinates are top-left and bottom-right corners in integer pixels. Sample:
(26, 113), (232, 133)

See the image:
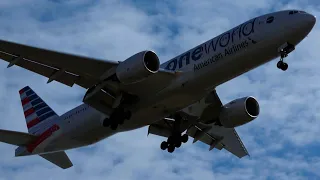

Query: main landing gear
(161, 134), (188, 153)
(277, 42), (295, 71)
(103, 107), (132, 130)
(102, 93), (138, 130)
(160, 114), (189, 153)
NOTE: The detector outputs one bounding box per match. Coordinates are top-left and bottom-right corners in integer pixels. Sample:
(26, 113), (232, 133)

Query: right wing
(40, 151), (73, 169)
(0, 39), (118, 89)
(148, 90), (249, 158)
(186, 123), (249, 158)
(148, 119), (249, 158)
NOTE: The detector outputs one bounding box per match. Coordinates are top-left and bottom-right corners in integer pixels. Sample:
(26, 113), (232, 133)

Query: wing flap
(40, 151), (73, 169)
(186, 125), (224, 150)
(0, 39), (117, 77)
(187, 125), (249, 158)
(210, 126), (249, 158)
(0, 51), (96, 88)
(5, 52), (77, 87)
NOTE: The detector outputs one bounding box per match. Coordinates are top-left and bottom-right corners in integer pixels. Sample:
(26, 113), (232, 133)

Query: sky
(0, 0), (319, 179)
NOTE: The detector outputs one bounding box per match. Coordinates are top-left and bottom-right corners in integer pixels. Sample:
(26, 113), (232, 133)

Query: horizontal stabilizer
(0, 129), (37, 146)
(40, 151), (73, 169)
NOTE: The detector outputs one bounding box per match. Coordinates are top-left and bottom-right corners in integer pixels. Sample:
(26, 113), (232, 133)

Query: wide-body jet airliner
(0, 10), (316, 169)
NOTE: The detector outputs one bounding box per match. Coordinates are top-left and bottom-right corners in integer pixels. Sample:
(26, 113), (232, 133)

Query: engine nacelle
(116, 50), (160, 84)
(219, 96), (260, 128)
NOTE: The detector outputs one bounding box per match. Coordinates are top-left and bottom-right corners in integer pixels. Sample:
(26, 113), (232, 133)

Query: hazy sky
(0, 0), (320, 179)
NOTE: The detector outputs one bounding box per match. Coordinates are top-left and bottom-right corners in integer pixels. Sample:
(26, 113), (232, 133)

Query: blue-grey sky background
(0, 0), (320, 179)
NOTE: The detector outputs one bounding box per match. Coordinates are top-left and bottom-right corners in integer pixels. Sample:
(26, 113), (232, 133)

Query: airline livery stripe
(19, 86), (30, 95)
(39, 111), (56, 121)
(24, 108), (35, 117)
(25, 90), (34, 96)
(36, 107), (51, 116)
(34, 103), (47, 111)
(29, 94), (38, 101)
(26, 113), (37, 122)
(23, 103), (33, 111)
(27, 118), (40, 129)
(31, 98), (42, 106)
(20, 93), (27, 100)
(26, 124), (60, 152)
(19, 89), (24, 94)
(21, 97), (30, 106)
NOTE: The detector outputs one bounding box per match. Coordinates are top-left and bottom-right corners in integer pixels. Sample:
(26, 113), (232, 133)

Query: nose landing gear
(277, 42), (295, 71)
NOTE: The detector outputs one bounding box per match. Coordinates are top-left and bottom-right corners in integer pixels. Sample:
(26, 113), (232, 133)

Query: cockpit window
(266, 16), (274, 23)
(289, 10), (305, 15)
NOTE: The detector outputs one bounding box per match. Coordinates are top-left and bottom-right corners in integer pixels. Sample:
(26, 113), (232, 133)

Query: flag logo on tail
(19, 86), (58, 132)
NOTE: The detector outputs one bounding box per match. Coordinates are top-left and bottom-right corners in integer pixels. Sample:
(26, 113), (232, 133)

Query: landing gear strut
(160, 114), (189, 153)
(277, 42), (295, 71)
(103, 107), (131, 130)
(102, 92), (138, 130)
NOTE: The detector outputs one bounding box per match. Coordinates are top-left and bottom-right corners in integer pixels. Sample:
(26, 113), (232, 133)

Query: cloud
(0, 0), (320, 180)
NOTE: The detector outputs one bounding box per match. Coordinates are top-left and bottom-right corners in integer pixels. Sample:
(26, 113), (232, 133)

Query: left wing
(0, 39), (118, 88)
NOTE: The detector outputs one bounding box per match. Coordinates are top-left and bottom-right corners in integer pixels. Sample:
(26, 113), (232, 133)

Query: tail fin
(19, 86), (58, 134)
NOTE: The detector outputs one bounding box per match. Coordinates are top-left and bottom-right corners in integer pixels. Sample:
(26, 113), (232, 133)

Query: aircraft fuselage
(17, 10), (316, 155)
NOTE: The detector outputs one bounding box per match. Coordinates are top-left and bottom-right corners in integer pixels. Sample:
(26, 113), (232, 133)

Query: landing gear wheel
(276, 42), (294, 71)
(160, 141), (168, 150)
(282, 62), (288, 71)
(167, 144), (175, 153)
(175, 141), (182, 148)
(277, 61), (283, 69)
(167, 136), (174, 145)
(181, 134), (189, 143)
(277, 61), (288, 71)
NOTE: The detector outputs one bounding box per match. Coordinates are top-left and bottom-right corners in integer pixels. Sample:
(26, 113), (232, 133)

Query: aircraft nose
(307, 13), (316, 26)
(303, 13), (316, 30)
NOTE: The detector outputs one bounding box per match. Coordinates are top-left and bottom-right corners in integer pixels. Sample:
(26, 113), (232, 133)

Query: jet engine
(116, 50), (160, 84)
(219, 96), (260, 128)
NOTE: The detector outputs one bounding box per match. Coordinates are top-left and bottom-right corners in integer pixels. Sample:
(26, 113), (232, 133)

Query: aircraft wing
(148, 119), (249, 158)
(0, 39), (118, 88)
(187, 124), (249, 158)
(148, 90), (249, 158)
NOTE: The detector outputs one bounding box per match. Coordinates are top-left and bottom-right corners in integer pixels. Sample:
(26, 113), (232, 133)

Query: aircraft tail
(19, 86), (59, 134)
(0, 128), (72, 169)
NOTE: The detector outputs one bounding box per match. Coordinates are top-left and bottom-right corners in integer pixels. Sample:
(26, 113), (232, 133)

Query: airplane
(0, 10), (316, 169)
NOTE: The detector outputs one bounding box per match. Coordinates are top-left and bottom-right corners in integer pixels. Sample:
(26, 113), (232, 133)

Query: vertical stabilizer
(19, 86), (59, 134)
